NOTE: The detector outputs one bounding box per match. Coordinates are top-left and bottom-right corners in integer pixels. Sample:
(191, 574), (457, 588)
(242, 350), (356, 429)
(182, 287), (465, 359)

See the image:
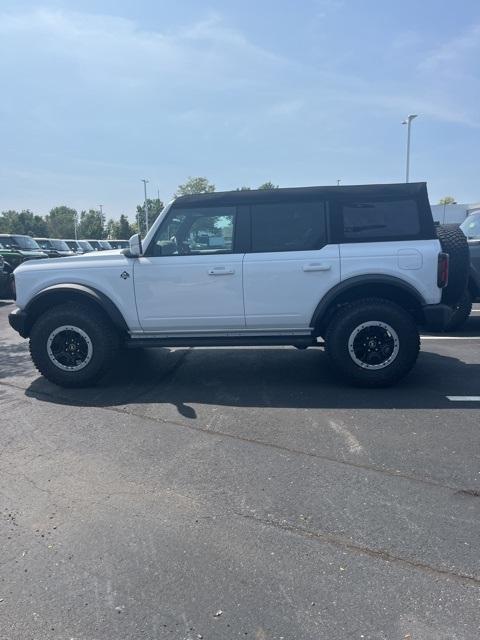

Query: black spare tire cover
(436, 224), (470, 305)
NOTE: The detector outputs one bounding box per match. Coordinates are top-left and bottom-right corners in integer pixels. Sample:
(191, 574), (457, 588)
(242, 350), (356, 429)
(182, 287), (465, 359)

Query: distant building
(430, 202), (480, 225)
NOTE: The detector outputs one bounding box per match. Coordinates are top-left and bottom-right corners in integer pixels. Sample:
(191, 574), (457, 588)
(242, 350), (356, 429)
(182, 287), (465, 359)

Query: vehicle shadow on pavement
(22, 344), (480, 413)
(0, 341), (35, 380)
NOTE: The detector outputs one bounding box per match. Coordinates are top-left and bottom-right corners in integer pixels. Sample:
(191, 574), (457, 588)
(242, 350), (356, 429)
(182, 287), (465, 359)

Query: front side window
(250, 201), (326, 253)
(149, 207), (236, 256)
(12, 235), (42, 250)
(460, 213), (480, 239)
(340, 199), (420, 241)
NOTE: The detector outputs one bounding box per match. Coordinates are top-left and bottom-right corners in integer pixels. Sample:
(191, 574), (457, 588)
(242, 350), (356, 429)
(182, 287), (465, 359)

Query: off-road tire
(29, 302), (119, 387)
(445, 289), (472, 331)
(436, 224), (469, 305)
(325, 298), (420, 387)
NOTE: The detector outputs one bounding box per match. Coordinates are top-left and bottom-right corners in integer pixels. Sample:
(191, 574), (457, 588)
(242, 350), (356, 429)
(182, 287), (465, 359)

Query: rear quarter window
(338, 199), (421, 242)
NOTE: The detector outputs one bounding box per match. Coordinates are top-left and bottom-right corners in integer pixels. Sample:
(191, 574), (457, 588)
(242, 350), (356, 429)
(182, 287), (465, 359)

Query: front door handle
(208, 267), (235, 275)
(303, 263), (332, 272)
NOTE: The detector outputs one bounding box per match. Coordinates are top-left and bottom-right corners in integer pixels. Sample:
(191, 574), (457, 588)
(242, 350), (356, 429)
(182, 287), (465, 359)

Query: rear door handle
(208, 267), (235, 275)
(303, 263), (332, 272)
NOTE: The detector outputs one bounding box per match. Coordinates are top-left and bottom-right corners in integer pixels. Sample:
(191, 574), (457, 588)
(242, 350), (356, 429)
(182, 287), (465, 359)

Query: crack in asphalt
(0, 377), (474, 495)
(234, 511), (480, 587)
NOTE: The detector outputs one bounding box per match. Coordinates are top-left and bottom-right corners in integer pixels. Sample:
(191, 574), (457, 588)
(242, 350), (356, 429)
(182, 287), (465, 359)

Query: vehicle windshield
(35, 239), (52, 249)
(99, 240), (112, 249)
(460, 213), (480, 239)
(78, 240), (94, 251)
(12, 235), (42, 250)
(51, 240), (71, 251)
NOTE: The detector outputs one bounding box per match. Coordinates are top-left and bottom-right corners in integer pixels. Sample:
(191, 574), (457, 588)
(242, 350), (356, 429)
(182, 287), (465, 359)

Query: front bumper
(422, 304), (453, 331)
(8, 308), (29, 338)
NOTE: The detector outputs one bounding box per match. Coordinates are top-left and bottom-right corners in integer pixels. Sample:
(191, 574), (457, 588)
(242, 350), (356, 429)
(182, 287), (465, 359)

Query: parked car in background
(108, 240), (129, 250)
(0, 254), (11, 298)
(0, 235), (47, 299)
(0, 235), (48, 269)
(67, 239), (95, 253)
(0, 241), (26, 272)
(86, 240), (112, 251)
(64, 239), (93, 254)
(446, 212), (480, 330)
(35, 238), (76, 258)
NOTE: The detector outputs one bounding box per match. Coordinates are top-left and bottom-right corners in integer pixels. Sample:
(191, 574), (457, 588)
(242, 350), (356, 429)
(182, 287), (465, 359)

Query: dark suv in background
(0, 234), (47, 299)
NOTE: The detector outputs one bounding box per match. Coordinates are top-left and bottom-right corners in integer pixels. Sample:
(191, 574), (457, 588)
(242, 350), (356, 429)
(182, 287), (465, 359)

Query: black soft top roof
(172, 182), (429, 208)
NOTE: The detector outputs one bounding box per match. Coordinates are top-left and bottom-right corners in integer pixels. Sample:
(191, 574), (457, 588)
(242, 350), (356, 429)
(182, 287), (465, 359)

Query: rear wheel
(325, 298), (420, 387)
(29, 303), (119, 387)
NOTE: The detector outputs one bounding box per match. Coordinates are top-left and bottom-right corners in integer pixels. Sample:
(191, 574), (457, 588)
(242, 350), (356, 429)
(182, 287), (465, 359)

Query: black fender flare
(310, 275), (427, 328)
(24, 283), (129, 335)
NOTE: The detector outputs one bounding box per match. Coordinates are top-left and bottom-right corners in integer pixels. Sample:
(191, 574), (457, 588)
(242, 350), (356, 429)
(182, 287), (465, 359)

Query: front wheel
(29, 302), (119, 387)
(325, 298), (420, 387)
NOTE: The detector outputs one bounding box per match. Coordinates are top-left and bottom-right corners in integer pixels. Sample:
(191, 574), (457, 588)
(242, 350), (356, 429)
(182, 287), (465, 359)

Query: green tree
(78, 209), (106, 239)
(0, 210), (19, 233)
(106, 214), (135, 239)
(258, 181), (279, 190)
(136, 198), (164, 235)
(439, 196), (457, 205)
(0, 209), (48, 236)
(174, 177), (215, 197)
(46, 206), (78, 238)
(235, 186), (251, 191)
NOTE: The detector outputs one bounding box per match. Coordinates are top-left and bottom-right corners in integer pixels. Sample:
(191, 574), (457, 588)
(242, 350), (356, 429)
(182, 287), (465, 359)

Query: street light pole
(141, 179), (149, 233)
(402, 114), (418, 183)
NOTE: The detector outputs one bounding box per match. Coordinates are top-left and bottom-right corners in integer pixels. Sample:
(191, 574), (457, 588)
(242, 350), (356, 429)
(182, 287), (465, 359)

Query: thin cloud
(419, 22), (480, 72)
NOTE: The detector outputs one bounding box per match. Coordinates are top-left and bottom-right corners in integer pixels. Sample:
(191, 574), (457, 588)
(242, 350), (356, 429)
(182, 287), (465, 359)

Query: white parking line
(421, 336), (480, 340)
(447, 396), (480, 402)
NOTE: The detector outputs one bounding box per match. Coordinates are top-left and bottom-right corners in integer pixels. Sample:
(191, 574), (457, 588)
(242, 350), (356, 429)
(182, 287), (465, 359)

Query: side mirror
(123, 233), (142, 258)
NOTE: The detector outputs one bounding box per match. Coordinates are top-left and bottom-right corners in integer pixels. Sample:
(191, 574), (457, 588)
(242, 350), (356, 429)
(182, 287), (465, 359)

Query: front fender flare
(22, 283), (129, 336)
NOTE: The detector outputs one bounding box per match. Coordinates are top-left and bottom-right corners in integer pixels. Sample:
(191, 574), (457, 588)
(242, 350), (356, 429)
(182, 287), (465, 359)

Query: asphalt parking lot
(0, 300), (479, 640)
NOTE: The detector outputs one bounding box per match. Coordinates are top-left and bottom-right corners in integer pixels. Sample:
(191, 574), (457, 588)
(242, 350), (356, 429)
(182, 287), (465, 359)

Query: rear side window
(251, 201), (326, 252)
(340, 199), (420, 241)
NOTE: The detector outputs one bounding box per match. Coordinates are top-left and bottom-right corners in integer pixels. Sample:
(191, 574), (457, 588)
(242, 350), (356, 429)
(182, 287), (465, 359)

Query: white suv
(9, 182), (466, 388)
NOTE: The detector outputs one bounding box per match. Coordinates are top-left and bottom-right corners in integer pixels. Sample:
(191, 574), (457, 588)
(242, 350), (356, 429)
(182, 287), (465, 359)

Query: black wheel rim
(348, 321), (400, 370)
(47, 325), (93, 371)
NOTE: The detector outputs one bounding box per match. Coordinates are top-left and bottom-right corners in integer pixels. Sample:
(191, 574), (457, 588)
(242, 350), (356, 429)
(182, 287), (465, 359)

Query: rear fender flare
(311, 275), (426, 329)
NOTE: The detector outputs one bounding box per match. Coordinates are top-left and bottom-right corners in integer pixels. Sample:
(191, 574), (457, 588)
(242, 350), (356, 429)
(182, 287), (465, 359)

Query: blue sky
(1, 0), (479, 219)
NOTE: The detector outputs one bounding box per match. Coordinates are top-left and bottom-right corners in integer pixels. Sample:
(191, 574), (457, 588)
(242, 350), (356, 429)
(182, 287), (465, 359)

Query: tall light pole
(141, 179), (149, 233)
(402, 114), (418, 183)
(98, 204), (103, 216)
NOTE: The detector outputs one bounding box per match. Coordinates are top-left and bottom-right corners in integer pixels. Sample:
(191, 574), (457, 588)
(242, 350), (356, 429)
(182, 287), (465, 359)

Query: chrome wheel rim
(47, 325), (93, 371)
(348, 321), (400, 370)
